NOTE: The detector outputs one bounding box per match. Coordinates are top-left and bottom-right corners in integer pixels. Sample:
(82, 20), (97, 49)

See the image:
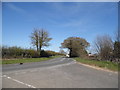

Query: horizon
(2, 2), (118, 53)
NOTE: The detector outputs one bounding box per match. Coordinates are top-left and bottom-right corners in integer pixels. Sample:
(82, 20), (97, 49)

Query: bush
(2, 46), (39, 59)
(2, 46), (63, 59)
(40, 50), (51, 57)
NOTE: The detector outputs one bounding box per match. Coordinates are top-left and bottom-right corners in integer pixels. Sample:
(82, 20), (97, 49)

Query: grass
(1, 55), (61, 65)
(73, 57), (118, 71)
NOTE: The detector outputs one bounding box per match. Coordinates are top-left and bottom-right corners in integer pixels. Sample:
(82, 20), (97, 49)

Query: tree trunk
(36, 45), (38, 52)
(39, 46), (42, 56)
(69, 48), (72, 57)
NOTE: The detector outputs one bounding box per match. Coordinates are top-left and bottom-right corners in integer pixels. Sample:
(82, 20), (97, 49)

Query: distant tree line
(2, 46), (38, 59)
(2, 46), (63, 59)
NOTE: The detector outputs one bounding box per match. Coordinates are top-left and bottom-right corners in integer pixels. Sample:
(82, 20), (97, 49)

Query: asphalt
(2, 57), (118, 88)
(2, 57), (73, 72)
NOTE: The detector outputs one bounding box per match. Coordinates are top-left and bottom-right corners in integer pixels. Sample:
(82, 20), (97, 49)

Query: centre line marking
(60, 58), (65, 61)
(2, 75), (36, 88)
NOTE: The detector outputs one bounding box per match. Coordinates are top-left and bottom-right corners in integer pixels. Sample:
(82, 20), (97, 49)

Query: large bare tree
(30, 28), (52, 56)
(94, 35), (113, 60)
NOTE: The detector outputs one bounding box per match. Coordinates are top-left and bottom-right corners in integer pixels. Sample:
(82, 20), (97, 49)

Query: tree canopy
(61, 37), (89, 57)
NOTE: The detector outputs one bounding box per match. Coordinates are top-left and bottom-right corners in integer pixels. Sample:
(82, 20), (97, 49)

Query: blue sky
(2, 2), (118, 53)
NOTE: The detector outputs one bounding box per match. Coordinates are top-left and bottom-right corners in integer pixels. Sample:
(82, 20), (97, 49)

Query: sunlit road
(2, 57), (118, 88)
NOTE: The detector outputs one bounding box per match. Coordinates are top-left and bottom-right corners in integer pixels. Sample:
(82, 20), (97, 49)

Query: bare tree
(30, 28), (52, 56)
(94, 35), (113, 60)
(31, 30), (39, 51)
(113, 29), (120, 59)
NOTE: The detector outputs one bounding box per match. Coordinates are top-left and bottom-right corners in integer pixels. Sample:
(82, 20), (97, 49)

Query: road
(2, 57), (118, 88)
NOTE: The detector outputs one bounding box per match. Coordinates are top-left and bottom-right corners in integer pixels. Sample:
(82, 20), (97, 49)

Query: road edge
(72, 58), (118, 74)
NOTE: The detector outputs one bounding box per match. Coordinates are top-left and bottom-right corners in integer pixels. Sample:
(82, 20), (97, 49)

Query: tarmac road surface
(2, 57), (118, 88)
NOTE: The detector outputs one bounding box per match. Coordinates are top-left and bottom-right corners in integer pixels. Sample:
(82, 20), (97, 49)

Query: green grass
(74, 57), (118, 71)
(1, 55), (61, 65)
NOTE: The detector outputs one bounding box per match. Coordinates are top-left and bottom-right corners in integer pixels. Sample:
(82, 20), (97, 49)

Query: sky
(2, 2), (118, 53)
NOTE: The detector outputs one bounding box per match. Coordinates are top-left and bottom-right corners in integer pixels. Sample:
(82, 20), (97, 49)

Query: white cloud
(61, 20), (83, 27)
(51, 3), (82, 16)
(6, 3), (26, 14)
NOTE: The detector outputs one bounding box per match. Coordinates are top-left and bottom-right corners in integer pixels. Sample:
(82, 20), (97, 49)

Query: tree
(2, 45), (40, 58)
(113, 41), (120, 58)
(30, 30), (39, 52)
(61, 37), (89, 57)
(94, 35), (113, 60)
(113, 29), (120, 59)
(30, 28), (52, 56)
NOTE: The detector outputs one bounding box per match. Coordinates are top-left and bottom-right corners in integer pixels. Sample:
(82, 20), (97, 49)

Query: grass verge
(1, 55), (61, 64)
(73, 57), (118, 71)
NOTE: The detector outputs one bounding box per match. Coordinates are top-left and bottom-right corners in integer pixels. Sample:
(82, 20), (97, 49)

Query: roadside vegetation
(74, 57), (118, 71)
(2, 46), (64, 59)
(1, 28), (65, 64)
(61, 30), (119, 71)
(61, 37), (89, 57)
(1, 45), (64, 64)
(1, 56), (61, 64)
(2, 28), (119, 70)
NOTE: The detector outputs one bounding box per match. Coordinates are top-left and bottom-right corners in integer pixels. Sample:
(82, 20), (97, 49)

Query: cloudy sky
(2, 2), (118, 53)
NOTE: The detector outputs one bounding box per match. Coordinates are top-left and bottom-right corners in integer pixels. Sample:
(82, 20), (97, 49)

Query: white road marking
(60, 58), (65, 61)
(47, 61), (76, 69)
(29, 70), (37, 72)
(109, 73), (112, 76)
(70, 58), (76, 62)
(2, 60), (75, 88)
(3, 59), (76, 75)
(20, 72), (26, 74)
(14, 71), (26, 75)
(47, 58), (66, 64)
(14, 72), (18, 75)
(2, 75), (36, 88)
